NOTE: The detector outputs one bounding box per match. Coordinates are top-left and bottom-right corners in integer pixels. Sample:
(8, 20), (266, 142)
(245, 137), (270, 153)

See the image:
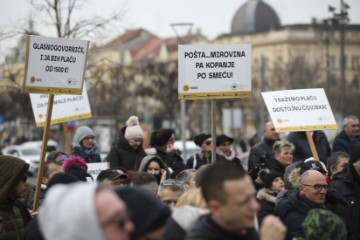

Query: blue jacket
(275, 190), (323, 240)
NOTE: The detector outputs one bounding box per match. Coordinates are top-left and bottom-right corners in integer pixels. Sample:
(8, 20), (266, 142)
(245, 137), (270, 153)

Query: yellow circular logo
(30, 76), (36, 83)
(183, 85), (189, 92)
(39, 114), (44, 119)
(277, 118), (283, 124)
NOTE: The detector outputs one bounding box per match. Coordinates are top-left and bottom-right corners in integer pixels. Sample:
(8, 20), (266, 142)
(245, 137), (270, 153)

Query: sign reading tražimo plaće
(261, 88), (338, 132)
(178, 44), (252, 100)
(23, 35), (89, 95)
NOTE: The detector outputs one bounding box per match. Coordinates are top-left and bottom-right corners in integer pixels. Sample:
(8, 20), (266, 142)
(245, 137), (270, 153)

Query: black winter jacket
(106, 126), (146, 171)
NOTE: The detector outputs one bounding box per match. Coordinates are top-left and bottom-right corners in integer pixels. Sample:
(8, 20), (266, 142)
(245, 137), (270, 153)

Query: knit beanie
(349, 140), (360, 164)
(47, 172), (80, 190)
(150, 128), (174, 147)
(46, 151), (68, 164)
(261, 172), (283, 189)
(216, 134), (234, 147)
(193, 133), (211, 147)
(115, 187), (171, 240)
(125, 116), (143, 140)
(73, 126), (95, 146)
(303, 208), (347, 240)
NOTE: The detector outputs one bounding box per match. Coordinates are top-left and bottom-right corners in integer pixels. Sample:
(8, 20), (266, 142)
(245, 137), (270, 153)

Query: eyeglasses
(162, 199), (178, 206)
(301, 183), (328, 191)
(204, 141), (212, 145)
(83, 136), (95, 141)
(101, 212), (131, 230)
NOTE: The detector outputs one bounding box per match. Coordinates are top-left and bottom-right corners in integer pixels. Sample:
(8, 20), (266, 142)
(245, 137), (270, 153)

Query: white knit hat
(124, 116), (143, 139)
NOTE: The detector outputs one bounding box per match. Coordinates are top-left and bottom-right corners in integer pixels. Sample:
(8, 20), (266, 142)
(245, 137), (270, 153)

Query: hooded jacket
(138, 155), (170, 183)
(0, 156), (32, 240)
(38, 183), (103, 240)
(107, 126), (146, 170)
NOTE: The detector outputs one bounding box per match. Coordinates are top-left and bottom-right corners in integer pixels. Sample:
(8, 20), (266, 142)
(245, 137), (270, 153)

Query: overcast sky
(1, 0), (359, 61)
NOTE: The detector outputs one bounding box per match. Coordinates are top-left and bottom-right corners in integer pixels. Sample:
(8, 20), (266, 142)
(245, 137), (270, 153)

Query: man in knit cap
(329, 140), (360, 239)
(107, 116), (146, 171)
(72, 126), (101, 163)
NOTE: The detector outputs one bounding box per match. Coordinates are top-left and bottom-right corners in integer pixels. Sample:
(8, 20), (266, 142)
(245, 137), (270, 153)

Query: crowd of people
(0, 114), (359, 240)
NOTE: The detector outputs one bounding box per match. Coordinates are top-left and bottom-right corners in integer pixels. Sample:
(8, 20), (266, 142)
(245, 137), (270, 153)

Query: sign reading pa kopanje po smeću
(178, 44), (252, 100)
(23, 35), (89, 95)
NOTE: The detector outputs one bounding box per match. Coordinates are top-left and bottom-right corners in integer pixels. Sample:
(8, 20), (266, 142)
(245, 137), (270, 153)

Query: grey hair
(176, 169), (197, 184)
(342, 115), (359, 128)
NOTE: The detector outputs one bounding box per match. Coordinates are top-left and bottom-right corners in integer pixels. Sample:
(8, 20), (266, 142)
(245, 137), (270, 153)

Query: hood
(38, 183), (103, 240)
(257, 188), (277, 203)
(0, 156), (29, 209)
(288, 167), (301, 189)
(72, 126), (96, 147)
(172, 205), (207, 231)
(284, 161), (302, 190)
(138, 155), (169, 173)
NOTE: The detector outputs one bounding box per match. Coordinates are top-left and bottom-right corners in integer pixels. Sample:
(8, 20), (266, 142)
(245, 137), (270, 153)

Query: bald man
(275, 170), (328, 240)
(248, 122), (279, 180)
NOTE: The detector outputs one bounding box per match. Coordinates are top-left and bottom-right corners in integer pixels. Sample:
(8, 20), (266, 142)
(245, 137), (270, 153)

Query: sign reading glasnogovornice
(23, 35), (89, 95)
(178, 44), (251, 100)
(261, 88), (338, 132)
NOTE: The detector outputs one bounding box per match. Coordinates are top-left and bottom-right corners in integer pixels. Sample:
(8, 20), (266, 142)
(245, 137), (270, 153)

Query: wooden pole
(211, 99), (216, 163)
(305, 131), (320, 161)
(62, 122), (72, 156)
(32, 94), (54, 212)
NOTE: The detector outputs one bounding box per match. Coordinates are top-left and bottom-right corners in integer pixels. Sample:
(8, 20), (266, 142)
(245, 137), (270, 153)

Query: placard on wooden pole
(32, 94), (54, 212)
(305, 131), (320, 161)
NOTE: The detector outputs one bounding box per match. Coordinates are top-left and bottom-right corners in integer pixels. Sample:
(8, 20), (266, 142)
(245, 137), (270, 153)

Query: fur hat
(150, 128), (174, 147)
(125, 116), (143, 140)
(303, 208), (347, 240)
(261, 172), (283, 189)
(193, 133), (211, 147)
(72, 126), (95, 146)
(216, 134), (234, 147)
(349, 140), (360, 164)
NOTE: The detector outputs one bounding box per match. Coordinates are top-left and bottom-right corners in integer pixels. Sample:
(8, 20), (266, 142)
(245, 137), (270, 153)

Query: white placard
(23, 35), (89, 95)
(261, 88), (337, 132)
(178, 44), (252, 100)
(30, 86), (92, 127)
(87, 162), (109, 180)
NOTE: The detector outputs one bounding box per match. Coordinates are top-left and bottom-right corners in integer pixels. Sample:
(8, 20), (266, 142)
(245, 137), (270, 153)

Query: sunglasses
(204, 140), (212, 145)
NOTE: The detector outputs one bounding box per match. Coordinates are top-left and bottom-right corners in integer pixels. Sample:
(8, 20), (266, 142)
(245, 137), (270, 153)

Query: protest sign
(261, 88), (337, 132)
(178, 44), (251, 100)
(30, 86), (92, 127)
(23, 35), (89, 94)
(87, 162), (109, 180)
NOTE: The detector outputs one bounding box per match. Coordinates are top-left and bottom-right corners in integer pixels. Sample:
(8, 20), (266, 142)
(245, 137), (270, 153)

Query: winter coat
(266, 158), (286, 176)
(0, 156), (32, 240)
(72, 146), (101, 163)
(275, 190), (324, 240)
(333, 130), (359, 153)
(25, 185), (46, 210)
(287, 131), (331, 164)
(186, 152), (227, 170)
(256, 188), (277, 226)
(248, 139), (275, 171)
(107, 126), (146, 171)
(145, 147), (186, 178)
(329, 164), (360, 240)
(162, 206), (207, 240)
(186, 214), (260, 240)
(216, 149), (245, 172)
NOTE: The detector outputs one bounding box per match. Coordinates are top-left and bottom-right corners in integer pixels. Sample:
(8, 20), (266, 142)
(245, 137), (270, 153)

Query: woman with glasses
(72, 125), (101, 163)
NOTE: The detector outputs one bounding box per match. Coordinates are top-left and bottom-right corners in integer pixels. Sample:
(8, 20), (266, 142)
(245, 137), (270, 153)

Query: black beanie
(216, 134), (234, 147)
(47, 172), (79, 190)
(115, 187), (171, 240)
(261, 172), (283, 189)
(349, 140), (360, 164)
(193, 133), (211, 147)
(150, 128), (174, 147)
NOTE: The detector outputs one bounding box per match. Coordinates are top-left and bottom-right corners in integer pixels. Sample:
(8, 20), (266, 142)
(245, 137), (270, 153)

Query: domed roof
(231, 0), (281, 35)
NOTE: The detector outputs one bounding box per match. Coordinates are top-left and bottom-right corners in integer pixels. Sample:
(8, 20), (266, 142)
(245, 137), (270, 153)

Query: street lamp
(329, 0), (350, 118)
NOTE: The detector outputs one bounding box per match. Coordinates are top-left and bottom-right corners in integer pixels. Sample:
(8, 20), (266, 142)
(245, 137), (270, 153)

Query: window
(352, 55), (360, 70)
